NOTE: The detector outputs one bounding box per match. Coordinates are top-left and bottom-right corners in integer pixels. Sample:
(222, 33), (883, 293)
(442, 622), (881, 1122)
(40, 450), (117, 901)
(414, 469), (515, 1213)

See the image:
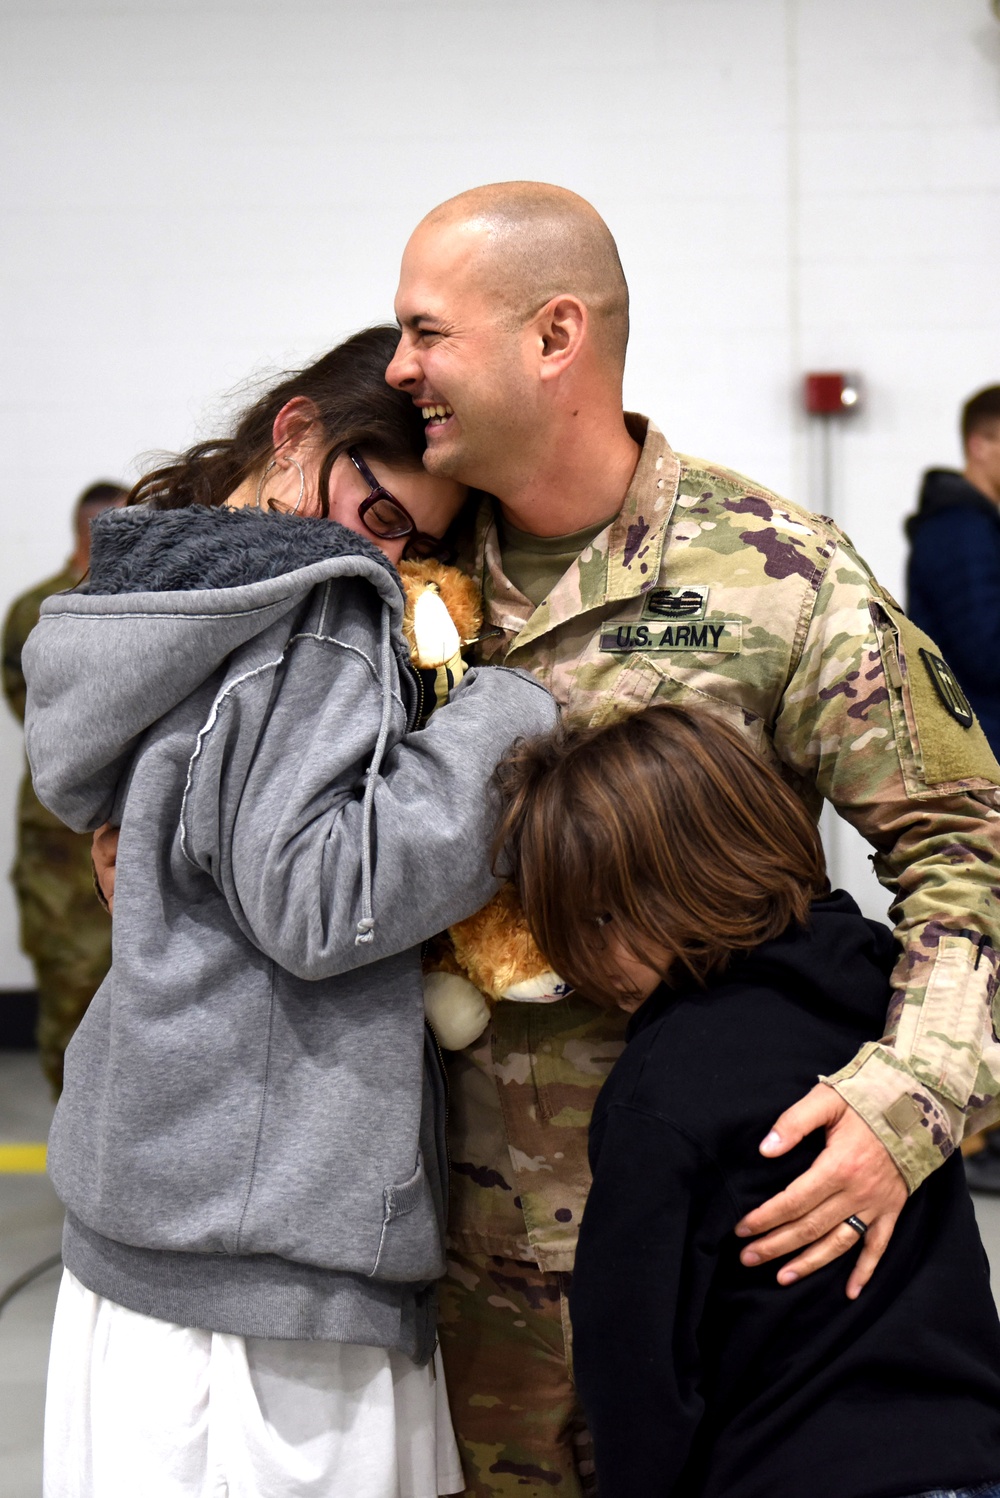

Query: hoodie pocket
(384, 1153), (426, 1221)
(369, 1152), (443, 1280)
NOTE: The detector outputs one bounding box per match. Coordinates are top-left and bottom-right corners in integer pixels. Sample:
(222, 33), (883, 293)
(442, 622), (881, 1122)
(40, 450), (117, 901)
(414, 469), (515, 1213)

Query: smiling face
(386, 220), (542, 494)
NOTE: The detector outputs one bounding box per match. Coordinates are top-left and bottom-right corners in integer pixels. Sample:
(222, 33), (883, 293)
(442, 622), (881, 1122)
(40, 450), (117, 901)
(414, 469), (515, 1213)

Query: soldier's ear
(533, 297), (587, 383)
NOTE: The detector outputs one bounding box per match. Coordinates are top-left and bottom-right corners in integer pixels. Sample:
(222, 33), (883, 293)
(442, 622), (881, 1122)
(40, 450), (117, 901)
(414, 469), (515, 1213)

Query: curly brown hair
(127, 325), (424, 514)
(493, 703), (829, 1007)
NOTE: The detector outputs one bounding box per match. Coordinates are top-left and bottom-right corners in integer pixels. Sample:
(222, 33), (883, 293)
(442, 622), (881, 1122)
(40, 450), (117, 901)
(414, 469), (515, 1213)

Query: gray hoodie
(23, 504), (557, 1356)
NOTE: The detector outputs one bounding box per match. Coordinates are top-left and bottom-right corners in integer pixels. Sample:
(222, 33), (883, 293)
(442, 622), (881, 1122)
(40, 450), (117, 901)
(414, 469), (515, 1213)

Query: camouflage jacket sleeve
(3, 568), (79, 723)
(775, 535), (1000, 1191)
(2, 592), (34, 721)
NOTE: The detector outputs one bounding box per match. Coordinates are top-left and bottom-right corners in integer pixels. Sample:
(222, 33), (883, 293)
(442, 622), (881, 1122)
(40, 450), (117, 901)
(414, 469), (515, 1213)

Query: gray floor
(0, 1052), (61, 1498)
(3, 1054), (1000, 1498)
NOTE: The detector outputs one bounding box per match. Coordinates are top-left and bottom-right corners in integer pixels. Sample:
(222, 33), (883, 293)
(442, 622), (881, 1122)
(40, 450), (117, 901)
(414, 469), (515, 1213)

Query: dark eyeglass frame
(347, 448), (446, 559)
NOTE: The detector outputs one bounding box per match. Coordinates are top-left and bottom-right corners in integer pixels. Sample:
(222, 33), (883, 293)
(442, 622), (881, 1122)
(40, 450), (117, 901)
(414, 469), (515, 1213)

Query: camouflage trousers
(12, 826), (112, 1096)
(438, 1249), (597, 1498)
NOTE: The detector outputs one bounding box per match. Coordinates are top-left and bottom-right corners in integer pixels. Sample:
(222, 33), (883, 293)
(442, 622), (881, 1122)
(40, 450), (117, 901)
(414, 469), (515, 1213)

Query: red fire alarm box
(804, 372), (861, 414)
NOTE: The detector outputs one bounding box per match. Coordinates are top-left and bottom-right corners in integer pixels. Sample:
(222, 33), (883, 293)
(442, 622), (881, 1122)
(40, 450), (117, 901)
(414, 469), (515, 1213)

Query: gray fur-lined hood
(80, 502), (403, 597)
(22, 503), (410, 830)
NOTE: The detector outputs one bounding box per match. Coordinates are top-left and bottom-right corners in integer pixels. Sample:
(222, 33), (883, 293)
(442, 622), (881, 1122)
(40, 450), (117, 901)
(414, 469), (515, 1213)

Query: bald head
(417, 181), (629, 375)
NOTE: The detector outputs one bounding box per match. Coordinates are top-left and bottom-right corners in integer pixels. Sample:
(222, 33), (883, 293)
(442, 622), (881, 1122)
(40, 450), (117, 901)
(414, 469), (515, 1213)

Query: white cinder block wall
(2, 0), (999, 984)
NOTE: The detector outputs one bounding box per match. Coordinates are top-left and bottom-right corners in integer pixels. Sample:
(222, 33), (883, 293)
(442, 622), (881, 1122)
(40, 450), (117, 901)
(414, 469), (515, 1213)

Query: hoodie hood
(22, 504), (409, 831)
(631, 889), (898, 1039)
(80, 501), (401, 596)
(905, 468), (999, 540)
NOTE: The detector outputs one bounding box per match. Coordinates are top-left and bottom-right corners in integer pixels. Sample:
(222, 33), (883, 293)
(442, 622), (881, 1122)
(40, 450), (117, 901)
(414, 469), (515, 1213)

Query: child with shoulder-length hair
(494, 703), (1000, 1498)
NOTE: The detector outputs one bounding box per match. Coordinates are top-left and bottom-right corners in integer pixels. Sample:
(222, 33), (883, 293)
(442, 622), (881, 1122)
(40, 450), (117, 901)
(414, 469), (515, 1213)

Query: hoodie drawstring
(355, 601), (395, 946)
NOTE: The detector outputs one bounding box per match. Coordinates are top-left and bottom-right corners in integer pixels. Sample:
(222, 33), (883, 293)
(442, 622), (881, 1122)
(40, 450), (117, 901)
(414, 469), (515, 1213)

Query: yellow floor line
(0, 1143), (48, 1174)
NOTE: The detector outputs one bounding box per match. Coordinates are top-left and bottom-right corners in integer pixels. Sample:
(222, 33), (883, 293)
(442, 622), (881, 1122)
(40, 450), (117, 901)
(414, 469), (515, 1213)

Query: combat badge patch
(919, 649), (973, 729)
(599, 620), (742, 654)
(641, 586), (709, 622)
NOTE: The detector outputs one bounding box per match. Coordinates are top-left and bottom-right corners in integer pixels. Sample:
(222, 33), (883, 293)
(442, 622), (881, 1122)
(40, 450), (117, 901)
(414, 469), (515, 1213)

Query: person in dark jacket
(908, 384), (1000, 1197)
(907, 384), (1000, 750)
(495, 704), (1000, 1498)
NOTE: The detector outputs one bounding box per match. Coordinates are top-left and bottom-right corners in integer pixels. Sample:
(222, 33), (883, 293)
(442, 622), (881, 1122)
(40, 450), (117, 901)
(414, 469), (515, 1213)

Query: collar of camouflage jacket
(474, 414), (680, 655)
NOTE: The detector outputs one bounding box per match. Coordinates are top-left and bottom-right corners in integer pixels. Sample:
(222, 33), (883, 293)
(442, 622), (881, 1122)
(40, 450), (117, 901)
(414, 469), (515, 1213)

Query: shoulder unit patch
(919, 648), (974, 729)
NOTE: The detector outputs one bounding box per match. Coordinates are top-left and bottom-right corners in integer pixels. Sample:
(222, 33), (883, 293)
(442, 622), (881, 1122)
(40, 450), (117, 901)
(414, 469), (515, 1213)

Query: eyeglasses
(347, 448), (446, 559)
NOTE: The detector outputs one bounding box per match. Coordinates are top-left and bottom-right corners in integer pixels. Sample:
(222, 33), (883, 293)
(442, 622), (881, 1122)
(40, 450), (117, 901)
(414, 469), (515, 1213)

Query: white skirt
(44, 1269), (464, 1498)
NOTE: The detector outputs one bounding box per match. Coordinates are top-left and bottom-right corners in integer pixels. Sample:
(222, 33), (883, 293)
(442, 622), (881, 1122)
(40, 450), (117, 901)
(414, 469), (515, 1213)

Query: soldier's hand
(733, 1082), (908, 1299)
(92, 822), (120, 915)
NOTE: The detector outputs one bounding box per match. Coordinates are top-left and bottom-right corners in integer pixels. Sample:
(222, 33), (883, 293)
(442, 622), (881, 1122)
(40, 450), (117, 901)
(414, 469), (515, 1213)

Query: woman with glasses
(24, 325), (557, 1498)
(127, 324), (464, 563)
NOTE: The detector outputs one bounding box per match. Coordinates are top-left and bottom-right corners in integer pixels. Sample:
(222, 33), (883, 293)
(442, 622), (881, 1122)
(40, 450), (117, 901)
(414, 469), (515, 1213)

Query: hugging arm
(748, 543), (1000, 1292)
(735, 1083), (907, 1298)
(185, 646), (557, 979)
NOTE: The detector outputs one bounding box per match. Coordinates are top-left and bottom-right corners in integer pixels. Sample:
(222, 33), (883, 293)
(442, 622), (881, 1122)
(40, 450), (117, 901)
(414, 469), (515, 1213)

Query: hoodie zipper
(407, 659), (428, 730)
(431, 1025), (452, 1177)
(410, 659), (448, 1183)
(420, 939), (453, 1181)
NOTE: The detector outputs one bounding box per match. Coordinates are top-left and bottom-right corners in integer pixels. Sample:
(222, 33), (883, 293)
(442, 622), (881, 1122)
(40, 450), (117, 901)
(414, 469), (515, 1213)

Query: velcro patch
(599, 620), (742, 654)
(884, 1094), (925, 1138)
(641, 586), (709, 622)
(919, 648), (973, 728)
(874, 601), (1000, 788)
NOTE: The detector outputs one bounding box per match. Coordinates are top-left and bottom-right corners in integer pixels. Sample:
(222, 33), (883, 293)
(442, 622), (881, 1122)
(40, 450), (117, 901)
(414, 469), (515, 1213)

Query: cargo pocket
(587, 652), (664, 727)
(591, 652), (776, 765)
(670, 684), (772, 765)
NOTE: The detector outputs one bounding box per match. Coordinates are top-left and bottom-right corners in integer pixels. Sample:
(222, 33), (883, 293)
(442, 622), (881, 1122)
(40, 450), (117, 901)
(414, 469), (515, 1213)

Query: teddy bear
(398, 558), (569, 1050)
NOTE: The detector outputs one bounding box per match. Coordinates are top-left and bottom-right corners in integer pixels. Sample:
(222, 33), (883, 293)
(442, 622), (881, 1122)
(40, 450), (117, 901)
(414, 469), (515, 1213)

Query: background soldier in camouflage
(2, 481), (125, 1093)
(387, 184), (1000, 1497)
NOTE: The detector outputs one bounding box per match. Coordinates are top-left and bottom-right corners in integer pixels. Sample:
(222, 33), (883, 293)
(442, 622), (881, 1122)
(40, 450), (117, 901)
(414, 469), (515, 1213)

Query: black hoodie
(571, 891), (1000, 1498)
(906, 467), (1000, 751)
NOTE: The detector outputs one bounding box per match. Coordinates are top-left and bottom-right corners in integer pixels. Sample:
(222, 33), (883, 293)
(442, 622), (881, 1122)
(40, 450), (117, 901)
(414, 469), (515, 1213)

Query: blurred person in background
(2, 480), (126, 1094)
(907, 385), (1000, 1195)
(907, 385), (1000, 751)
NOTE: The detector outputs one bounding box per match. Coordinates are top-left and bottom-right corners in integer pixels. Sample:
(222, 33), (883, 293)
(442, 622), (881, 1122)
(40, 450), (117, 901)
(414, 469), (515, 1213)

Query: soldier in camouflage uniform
(2, 482), (125, 1093)
(387, 183), (1000, 1498)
